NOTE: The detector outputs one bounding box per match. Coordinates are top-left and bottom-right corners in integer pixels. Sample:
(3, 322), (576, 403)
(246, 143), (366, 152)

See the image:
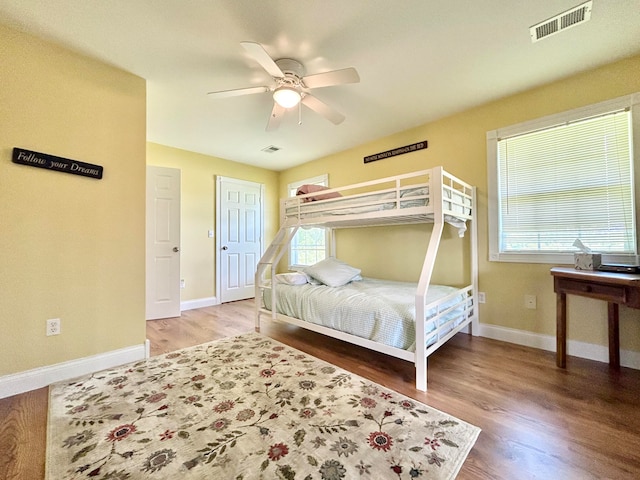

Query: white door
(146, 166), (181, 320)
(217, 177), (263, 303)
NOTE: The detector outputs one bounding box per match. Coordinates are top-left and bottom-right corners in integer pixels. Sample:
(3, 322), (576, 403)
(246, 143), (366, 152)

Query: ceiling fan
(207, 42), (360, 131)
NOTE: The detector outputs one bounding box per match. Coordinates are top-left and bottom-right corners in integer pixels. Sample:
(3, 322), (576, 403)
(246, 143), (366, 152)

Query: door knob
(173, 247), (179, 252)
(222, 246), (228, 250)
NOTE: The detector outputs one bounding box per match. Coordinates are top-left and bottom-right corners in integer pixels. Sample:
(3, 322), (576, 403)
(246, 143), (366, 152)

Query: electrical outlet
(478, 292), (486, 304)
(180, 279), (185, 289)
(524, 294), (537, 309)
(46, 318), (61, 336)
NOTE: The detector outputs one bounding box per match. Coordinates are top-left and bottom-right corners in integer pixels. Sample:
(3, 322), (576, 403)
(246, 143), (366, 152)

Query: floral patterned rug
(47, 332), (480, 479)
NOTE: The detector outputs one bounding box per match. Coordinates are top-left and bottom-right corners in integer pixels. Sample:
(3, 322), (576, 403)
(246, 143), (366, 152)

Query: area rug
(47, 332), (480, 479)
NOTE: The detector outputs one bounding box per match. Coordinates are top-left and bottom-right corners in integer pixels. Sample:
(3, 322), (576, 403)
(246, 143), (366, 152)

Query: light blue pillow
(303, 257), (361, 287)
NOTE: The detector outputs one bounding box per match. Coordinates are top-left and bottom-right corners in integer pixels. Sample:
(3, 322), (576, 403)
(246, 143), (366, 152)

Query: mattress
(262, 277), (468, 352)
(284, 186), (470, 236)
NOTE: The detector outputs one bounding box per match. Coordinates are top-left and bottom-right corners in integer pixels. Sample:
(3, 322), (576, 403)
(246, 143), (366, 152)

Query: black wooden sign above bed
(363, 140), (427, 164)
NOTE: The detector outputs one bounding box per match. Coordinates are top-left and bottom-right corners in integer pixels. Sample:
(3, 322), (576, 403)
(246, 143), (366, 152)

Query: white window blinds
(497, 109), (635, 255)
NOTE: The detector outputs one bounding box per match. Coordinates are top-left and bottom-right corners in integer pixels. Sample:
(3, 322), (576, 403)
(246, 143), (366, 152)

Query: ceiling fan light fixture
(273, 87), (301, 108)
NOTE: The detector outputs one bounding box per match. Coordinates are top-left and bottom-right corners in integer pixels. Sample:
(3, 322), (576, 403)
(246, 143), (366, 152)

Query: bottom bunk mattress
(262, 277), (467, 353)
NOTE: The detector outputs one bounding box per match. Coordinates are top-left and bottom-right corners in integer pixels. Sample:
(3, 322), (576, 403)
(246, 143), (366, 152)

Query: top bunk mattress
(282, 168), (474, 235)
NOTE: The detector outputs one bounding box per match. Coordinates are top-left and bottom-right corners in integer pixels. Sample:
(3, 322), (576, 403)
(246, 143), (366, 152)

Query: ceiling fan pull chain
(298, 101), (303, 125)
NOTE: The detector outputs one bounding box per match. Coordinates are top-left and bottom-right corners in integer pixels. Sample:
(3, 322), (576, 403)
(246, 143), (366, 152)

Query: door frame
(215, 176), (265, 303)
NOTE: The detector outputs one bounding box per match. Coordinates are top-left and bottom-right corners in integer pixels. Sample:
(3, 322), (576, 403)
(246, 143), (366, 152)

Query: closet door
(146, 166), (181, 320)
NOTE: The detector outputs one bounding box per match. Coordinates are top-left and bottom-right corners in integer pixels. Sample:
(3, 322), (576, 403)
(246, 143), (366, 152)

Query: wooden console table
(551, 267), (640, 368)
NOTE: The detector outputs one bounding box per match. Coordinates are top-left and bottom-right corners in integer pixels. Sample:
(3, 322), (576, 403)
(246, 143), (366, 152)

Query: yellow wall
(146, 143), (279, 301)
(280, 54), (640, 353)
(0, 25), (147, 376)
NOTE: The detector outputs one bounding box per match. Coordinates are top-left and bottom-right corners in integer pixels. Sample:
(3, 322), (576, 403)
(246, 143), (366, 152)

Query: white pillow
(303, 257), (361, 287)
(275, 272), (309, 285)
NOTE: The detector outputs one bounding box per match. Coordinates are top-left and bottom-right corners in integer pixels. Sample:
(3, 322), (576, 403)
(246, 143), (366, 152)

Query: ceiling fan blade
(240, 41), (285, 78)
(266, 102), (286, 131)
(301, 94), (345, 125)
(303, 67), (360, 89)
(207, 85), (269, 98)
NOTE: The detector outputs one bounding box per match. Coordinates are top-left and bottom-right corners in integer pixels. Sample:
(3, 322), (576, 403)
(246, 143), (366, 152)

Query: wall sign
(364, 140), (428, 164)
(12, 147), (103, 179)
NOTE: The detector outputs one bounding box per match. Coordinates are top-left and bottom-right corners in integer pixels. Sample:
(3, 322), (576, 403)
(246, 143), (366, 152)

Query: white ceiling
(1, 0), (639, 171)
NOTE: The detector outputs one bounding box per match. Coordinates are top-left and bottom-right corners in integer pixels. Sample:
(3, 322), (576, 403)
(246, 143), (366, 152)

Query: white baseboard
(479, 323), (640, 370)
(0, 342), (147, 399)
(181, 296), (218, 311)
(5, 322), (636, 399)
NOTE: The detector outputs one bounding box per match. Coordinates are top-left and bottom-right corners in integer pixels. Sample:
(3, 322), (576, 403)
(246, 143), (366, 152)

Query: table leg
(557, 292), (567, 368)
(607, 302), (620, 368)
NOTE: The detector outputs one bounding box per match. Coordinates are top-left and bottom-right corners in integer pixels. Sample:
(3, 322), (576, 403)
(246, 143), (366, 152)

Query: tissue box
(574, 253), (602, 270)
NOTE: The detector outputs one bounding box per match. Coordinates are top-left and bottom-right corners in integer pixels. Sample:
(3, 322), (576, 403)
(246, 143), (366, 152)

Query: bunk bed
(255, 166), (478, 391)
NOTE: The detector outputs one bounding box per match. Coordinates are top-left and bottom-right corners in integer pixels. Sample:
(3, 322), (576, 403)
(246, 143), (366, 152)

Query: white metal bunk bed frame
(255, 166), (478, 391)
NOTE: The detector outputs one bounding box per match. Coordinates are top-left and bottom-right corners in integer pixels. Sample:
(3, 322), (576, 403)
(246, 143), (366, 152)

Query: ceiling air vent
(261, 145), (281, 154)
(530, 1), (592, 43)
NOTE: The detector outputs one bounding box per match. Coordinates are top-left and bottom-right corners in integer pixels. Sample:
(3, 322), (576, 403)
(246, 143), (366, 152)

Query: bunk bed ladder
(255, 226), (299, 330)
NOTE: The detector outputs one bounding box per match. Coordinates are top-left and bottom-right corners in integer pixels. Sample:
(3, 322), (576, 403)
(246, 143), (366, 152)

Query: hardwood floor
(2, 299), (640, 479)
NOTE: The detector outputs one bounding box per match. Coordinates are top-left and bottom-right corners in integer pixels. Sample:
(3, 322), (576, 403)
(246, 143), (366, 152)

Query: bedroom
(1, 1), (640, 479)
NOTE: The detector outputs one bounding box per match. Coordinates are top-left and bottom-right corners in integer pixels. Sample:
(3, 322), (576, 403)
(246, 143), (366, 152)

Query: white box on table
(574, 253), (602, 270)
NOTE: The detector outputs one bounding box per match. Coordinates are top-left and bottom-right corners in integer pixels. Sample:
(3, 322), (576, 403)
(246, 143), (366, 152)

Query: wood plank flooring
(2, 299), (640, 479)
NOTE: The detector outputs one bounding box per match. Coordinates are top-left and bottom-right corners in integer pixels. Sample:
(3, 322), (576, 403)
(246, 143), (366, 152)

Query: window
(487, 94), (640, 264)
(288, 175), (330, 268)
